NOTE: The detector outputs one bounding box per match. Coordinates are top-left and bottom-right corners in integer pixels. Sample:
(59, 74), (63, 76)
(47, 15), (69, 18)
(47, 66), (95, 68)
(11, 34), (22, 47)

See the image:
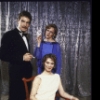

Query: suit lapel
(14, 28), (30, 52)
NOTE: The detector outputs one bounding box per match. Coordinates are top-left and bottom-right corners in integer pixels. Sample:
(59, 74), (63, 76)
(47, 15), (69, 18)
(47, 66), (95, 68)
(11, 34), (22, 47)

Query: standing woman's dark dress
(34, 41), (62, 74)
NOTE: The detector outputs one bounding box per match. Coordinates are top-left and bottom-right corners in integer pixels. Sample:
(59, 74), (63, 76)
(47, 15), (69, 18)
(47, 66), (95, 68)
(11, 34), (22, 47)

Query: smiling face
(18, 16), (31, 32)
(44, 24), (58, 40)
(45, 27), (55, 40)
(44, 58), (55, 72)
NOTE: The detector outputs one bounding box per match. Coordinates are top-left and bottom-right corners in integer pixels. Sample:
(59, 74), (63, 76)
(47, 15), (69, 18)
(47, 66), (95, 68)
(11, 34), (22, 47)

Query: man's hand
(23, 53), (34, 61)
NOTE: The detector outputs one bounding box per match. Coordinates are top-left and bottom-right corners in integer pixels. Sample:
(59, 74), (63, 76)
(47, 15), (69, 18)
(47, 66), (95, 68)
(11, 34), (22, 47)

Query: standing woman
(34, 24), (62, 74)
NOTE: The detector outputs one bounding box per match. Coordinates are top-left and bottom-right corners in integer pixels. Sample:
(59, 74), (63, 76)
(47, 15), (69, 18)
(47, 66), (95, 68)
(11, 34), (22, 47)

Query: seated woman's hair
(42, 53), (57, 68)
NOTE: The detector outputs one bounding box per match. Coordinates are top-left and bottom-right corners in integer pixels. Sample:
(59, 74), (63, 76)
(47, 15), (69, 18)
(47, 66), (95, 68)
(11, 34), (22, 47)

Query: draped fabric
(34, 41), (62, 74)
(0, 1), (91, 99)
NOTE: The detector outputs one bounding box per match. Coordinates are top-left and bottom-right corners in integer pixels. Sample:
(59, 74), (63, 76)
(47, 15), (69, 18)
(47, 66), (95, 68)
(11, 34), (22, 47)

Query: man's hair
(18, 10), (32, 23)
(45, 24), (58, 39)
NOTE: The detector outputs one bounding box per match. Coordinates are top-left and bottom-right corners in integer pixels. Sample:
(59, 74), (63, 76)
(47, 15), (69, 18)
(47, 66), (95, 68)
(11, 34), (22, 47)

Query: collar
(17, 27), (28, 37)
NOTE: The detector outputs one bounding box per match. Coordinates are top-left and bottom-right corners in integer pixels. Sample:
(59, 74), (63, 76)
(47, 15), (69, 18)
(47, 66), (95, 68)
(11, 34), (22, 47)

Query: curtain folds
(0, 1), (91, 97)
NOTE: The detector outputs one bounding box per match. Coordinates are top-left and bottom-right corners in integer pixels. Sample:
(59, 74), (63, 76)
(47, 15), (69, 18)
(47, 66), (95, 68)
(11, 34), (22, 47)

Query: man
(0, 10), (33, 100)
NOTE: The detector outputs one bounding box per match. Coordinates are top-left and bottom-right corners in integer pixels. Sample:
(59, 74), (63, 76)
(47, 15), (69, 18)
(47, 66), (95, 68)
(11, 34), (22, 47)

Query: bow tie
(21, 31), (28, 37)
(17, 29), (28, 37)
(22, 33), (27, 37)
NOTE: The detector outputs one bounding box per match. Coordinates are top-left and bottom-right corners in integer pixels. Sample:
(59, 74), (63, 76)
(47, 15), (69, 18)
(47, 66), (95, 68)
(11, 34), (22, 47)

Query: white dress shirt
(17, 27), (29, 50)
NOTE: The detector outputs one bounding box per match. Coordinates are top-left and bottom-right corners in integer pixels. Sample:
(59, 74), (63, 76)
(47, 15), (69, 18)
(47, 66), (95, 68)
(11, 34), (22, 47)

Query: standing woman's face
(44, 58), (55, 72)
(45, 27), (55, 39)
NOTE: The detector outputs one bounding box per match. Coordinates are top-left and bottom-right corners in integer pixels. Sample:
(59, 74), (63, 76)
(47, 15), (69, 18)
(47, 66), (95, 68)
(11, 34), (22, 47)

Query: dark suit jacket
(0, 28), (33, 100)
(0, 28), (29, 63)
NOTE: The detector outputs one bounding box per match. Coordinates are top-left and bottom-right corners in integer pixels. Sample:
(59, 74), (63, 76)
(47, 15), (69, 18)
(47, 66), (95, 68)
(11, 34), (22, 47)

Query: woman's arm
(58, 78), (79, 100)
(30, 76), (41, 100)
(56, 43), (62, 74)
(33, 37), (42, 59)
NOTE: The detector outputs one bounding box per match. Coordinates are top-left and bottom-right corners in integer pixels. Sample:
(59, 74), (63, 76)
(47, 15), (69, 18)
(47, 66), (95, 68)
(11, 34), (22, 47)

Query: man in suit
(0, 10), (34, 100)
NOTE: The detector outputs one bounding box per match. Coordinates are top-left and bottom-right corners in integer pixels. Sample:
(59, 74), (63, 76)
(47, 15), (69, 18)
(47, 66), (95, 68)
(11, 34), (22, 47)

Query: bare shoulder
(33, 75), (41, 84)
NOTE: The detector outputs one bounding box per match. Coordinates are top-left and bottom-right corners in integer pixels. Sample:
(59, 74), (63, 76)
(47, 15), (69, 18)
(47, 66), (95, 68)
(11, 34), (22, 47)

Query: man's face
(18, 16), (31, 32)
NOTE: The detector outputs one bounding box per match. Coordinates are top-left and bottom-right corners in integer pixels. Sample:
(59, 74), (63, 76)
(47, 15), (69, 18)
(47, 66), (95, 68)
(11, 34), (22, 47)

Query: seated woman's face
(44, 58), (55, 72)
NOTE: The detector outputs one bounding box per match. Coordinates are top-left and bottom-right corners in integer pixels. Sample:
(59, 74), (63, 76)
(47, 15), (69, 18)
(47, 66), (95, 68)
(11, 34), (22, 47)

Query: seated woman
(30, 54), (79, 100)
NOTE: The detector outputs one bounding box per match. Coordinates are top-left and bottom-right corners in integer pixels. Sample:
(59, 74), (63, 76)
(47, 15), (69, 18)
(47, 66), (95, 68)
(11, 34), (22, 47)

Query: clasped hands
(23, 53), (35, 61)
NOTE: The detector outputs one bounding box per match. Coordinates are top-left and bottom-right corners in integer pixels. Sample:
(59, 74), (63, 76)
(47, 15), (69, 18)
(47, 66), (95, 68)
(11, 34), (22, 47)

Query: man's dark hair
(18, 10), (32, 23)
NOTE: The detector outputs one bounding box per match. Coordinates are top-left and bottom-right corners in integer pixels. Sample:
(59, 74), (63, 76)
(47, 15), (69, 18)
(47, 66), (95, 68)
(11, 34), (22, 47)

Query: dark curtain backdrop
(0, 1), (91, 98)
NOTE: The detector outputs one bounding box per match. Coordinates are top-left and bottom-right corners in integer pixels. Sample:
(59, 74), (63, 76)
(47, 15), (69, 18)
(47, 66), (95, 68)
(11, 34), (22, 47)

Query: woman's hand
(71, 96), (79, 100)
(37, 35), (42, 47)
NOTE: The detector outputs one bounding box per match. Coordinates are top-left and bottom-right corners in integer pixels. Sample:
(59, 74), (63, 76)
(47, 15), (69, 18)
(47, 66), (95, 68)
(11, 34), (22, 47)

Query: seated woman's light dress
(35, 74), (60, 100)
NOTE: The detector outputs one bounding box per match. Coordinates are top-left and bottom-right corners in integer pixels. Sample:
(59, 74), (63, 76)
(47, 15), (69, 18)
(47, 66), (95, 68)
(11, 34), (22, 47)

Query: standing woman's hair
(45, 24), (58, 39)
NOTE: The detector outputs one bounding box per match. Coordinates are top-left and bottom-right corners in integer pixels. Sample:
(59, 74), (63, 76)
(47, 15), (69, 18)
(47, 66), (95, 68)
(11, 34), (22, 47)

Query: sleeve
(0, 32), (23, 63)
(0, 33), (11, 61)
(33, 42), (42, 60)
(55, 43), (62, 74)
